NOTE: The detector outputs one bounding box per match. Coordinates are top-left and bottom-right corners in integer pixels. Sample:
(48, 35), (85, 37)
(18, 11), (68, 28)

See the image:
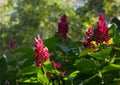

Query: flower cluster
(95, 14), (110, 45)
(52, 60), (66, 76)
(35, 35), (66, 76)
(83, 14), (111, 47)
(83, 28), (94, 47)
(52, 60), (61, 69)
(35, 35), (50, 68)
(57, 14), (69, 38)
(9, 39), (16, 49)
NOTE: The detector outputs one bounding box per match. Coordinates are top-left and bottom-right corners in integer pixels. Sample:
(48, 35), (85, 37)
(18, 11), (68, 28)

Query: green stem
(41, 67), (44, 74)
(83, 73), (98, 84)
(70, 80), (73, 85)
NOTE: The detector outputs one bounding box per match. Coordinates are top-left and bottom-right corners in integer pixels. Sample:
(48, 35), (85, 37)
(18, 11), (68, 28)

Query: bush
(0, 14), (120, 85)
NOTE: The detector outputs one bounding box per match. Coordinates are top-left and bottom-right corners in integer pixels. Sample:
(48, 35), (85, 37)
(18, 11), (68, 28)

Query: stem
(70, 80), (73, 85)
(83, 73), (98, 84)
(102, 74), (107, 85)
(61, 78), (65, 85)
(56, 75), (60, 85)
(52, 79), (55, 85)
(54, 69), (61, 85)
(41, 67), (44, 74)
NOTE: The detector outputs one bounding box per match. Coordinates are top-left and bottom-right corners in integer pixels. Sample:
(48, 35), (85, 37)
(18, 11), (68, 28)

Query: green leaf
(74, 59), (97, 70)
(18, 52), (34, 61)
(68, 71), (80, 80)
(44, 36), (60, 51)
(102, 64), (120, 73)
(13, 47), (34, 54)
(19, 78), (37, 83)
(18, 66), (42, 75)
(98, 71), (102, 78)
(79, 47), (99, 57)
(22, 57), (35, 68)
(43, 61), (53, 73)
(88, 47), (112, 59)
(109, 23), (117, 37)
(6, 70), (18, 78)
(113, 78), (120, 82)
(0, 56), (7, 82)
(8, 59), (17, 66)
(37, 72), (49, 84)
(113, 35), (120, 47)
(58, 43), (70, 53)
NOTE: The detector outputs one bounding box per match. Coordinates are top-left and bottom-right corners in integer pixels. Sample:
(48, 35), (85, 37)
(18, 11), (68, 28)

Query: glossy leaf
(88, 47), (112, 59)
(74, 59), (97, 71)
(114, 35), (120, 47)
(22, 56), (35, 68)
(68, 71), (80, 80)
(102, 64), (120, 73)
(42, 61), (53, 73)
(18, 66), (42, 75)
(37, 72), (49, 84)
(109, 23), (117, 37)
(58, 43), (70, 53)
(79, 47), (99, 57)
(44, 36), (60, 51)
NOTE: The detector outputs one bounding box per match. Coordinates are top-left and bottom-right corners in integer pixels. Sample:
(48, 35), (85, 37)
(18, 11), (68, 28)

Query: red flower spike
(35, 34), (50, 68)
(57, 14), (69, 38)
(9, 39), (16, 49)
(83, 13), (110, 47)
(95, 13), (110, 45)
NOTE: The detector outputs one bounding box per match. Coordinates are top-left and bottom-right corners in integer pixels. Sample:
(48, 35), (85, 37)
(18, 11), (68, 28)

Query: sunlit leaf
(43, 61), (53, 73)
(68, 71), (80, 80)
(88, 47), (112, 59)
(37, 72), (49, 84)
(18, 66), (42, 75)
(102, 64), (120, 73)
(79, 47), (99, 57)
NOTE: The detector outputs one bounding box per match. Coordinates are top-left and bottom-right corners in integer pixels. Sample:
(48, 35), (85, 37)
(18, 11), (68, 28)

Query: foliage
(1, 12), (120, 85)
(1, 0), (120, 85)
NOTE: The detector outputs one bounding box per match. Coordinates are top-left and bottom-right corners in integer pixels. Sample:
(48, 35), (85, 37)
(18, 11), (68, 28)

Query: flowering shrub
(1, 14), (120, 85)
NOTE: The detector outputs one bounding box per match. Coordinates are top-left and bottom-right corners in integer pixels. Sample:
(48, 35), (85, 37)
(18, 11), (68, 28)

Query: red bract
(83, 28), (94, 47)
(95, 13), (110, 45)
(86, 28), (94, 37)
(35, 34), (50, 68)
(57, 14), (69, 38)
(61, 71), (66, 76)
(52, 60), (61, 69)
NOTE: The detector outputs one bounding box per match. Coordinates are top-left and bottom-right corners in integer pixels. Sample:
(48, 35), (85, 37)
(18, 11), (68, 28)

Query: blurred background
(0, 0), (120, 56)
